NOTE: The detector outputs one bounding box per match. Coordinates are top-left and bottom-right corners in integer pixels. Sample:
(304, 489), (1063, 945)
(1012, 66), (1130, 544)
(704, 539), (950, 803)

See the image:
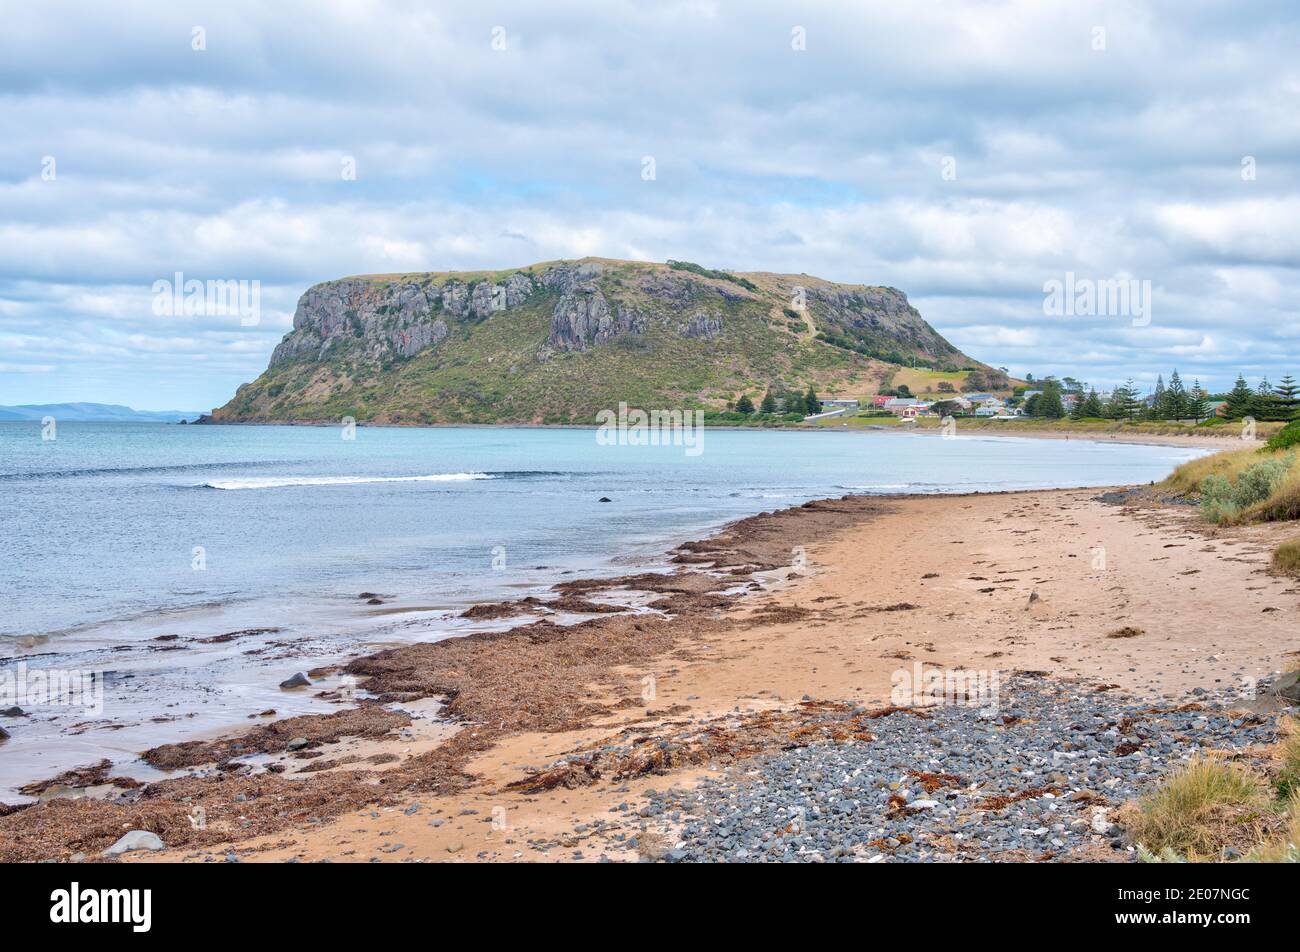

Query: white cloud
(2, 0), (1299, 406)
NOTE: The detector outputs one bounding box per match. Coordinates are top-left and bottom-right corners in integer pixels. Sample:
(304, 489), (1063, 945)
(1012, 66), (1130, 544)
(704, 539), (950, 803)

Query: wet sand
(2, 483), (1297, 862)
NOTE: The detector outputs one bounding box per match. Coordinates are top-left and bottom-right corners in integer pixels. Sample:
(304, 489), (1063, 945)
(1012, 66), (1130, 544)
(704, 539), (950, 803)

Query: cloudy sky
(2, 1), (1298, 410)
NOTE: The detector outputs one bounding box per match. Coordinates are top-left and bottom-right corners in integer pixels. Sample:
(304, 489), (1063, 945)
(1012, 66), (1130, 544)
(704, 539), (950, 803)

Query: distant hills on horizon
(0, 402), (203, 423)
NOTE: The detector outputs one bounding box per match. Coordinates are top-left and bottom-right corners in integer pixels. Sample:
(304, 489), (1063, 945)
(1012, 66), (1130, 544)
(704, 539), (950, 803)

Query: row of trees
(1222, 375), (1300, 421)
(734, 384), (821, 416)
(1019, 370), (1300, 423)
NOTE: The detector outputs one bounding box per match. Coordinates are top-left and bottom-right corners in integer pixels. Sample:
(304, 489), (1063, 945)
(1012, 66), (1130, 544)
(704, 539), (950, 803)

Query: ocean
(0, 421), (1203, 797)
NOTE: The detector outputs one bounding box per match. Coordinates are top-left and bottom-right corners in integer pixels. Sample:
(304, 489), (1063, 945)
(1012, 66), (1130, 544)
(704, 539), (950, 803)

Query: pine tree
(1149, 375), (1167, 420)
(1274, 375), (1300, 420)
(760, 390), (777, 414)
(1106, 380), (1140, 419)
(1253, 378), (1282, 420)
(1034, 379), (1066, 419)
(1074, 388), (1103, 419)
(1189, 380), (1210, 423)
(1162, 369), (1188, 421)
(804, 385), (820, 415)
(735, 394), (754, 415)
(1223, 375), (1254, 419)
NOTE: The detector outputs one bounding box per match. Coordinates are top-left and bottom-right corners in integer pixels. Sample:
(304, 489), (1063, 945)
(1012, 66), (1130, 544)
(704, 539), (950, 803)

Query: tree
(1149, 375), (1167, 420)
(804, 385), (820, 415)
(735, 394), (754, 414)
(1073, 388), (1104, 419)
(1223, 375), (1255, 419)
(1252, 378), (1282, 420)
(1274, 375), (1300, 420)
(1189, 380), (1210, 422)
(1160, 369), (1188, 421)
(1106, 380), (1141, 419)
(760, 390), (778, 414)
(1033, 379), (1066, 419)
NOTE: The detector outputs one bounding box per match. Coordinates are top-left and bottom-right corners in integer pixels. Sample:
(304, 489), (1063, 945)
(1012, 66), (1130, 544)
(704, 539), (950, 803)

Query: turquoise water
(0, 421), (1202, 796)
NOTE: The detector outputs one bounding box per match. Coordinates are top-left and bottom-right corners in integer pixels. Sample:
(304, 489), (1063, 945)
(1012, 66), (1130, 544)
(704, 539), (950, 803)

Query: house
(963, 392), (996, 402)
(870, 394), (893, 408)
(899, 403), (932, 420)
(883, 398), (921, 415)
(819, 398), (860, 409)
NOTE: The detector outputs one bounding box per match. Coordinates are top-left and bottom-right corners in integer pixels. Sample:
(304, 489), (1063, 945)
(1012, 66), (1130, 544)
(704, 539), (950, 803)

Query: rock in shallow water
(279, 672), (311, 689)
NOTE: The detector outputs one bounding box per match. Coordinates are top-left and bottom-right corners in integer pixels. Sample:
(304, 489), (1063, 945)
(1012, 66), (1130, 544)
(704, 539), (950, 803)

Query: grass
(1161, 447), (1261, 496)
(1123, 722), (1300, 863)
(1162, 446), (1300, 526)
(1120, 757), (1268, 860)
(1274, 718), (1300, 801)
(1241, 796), (1300, 863)
(1273, 538), (1300, 577)
(1198, 455), (1294, 523)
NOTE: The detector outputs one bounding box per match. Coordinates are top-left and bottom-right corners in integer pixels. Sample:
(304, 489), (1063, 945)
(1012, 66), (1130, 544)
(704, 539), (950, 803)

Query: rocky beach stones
(279, 672), (311, 690)
(647, 674), (1279, 863)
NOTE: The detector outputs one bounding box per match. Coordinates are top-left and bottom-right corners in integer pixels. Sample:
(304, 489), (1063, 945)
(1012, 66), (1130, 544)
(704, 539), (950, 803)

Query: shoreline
(2, 473), (1297, 861)
(190, 416), (1262, 451)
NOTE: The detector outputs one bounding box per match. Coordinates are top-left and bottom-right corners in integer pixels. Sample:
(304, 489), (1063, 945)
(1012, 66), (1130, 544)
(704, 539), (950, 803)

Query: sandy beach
(4, 465), (1297, 863)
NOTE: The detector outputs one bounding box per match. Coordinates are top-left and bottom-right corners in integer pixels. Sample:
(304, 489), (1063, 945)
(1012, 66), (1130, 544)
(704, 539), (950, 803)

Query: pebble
(640, 674), (1279, 863)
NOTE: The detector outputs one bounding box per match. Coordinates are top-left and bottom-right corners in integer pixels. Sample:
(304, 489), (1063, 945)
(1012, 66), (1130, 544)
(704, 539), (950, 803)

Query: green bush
(1266, 420), (1300, 452)
(1199, 457), (1294, 524)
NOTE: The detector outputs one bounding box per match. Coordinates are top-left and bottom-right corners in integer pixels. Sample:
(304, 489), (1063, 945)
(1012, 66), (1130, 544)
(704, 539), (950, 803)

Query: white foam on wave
(204, 473), (493, 490)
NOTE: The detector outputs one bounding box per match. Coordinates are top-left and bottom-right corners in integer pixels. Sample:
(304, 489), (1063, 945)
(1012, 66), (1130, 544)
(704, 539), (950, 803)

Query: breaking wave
(203, 473), (494, 490)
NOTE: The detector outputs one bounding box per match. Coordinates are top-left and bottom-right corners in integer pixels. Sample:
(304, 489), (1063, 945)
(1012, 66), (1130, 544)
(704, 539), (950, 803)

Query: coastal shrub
(1121, 757), (1266, 860)
(1274, 538), (1300, 577)
(1197, 457), (1294, 524)
(1197, 475), (1239, 523)
(1163, 448), (1256, 496)
(1266, 420), (1300, 452)
(1248, 469), (1300, 522)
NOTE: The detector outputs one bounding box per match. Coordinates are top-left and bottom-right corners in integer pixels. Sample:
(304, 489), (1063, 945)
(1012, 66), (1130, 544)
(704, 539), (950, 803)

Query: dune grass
(1161, 447), (1262, 496)
(1274, 718), (1300, 801)
(1124, 721), (1300, 863)
(1163, 446), (1300, 526)
(1272, 537), (1300, 577)
(1242, 796), (1300, 863)
(1246, 465), (1300, 522)
(1121, 757), (1268, 860)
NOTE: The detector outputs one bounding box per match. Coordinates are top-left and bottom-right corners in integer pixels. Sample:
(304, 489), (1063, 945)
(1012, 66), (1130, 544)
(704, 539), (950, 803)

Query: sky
(1, 1), (1298, 411)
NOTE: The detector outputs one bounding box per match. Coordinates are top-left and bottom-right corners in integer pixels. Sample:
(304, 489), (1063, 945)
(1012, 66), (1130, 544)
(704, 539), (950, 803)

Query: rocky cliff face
(216, 257), (983, 425)
(270, 261), (734, 367)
